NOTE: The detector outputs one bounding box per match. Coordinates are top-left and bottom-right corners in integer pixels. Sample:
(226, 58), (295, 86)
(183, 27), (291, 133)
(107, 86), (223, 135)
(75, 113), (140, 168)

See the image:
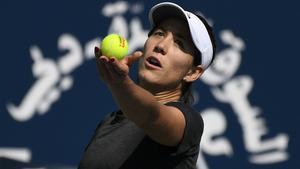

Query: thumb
(126, 51), (143, 67)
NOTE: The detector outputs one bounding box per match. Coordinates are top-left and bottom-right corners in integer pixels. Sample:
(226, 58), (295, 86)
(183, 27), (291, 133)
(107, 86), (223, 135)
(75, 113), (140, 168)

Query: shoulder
(165, 101), (204, 130)
(165, 101), (204, 151)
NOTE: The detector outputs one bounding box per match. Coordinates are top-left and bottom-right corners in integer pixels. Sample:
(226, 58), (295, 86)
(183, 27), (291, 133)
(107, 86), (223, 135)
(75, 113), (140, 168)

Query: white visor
(149, 2), (213, 69)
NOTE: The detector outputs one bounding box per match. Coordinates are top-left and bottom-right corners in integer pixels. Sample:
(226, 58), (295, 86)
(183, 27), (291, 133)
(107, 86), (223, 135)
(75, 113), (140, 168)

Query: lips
(146, 56), (162, 68)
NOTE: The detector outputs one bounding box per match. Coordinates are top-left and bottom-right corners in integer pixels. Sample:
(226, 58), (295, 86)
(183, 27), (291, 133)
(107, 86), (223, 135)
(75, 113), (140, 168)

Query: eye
(153, 30), (165, 37)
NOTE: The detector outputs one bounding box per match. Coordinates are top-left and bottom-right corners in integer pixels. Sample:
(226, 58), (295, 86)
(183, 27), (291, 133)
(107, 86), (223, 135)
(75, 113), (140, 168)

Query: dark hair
(180, 13), (217, 105)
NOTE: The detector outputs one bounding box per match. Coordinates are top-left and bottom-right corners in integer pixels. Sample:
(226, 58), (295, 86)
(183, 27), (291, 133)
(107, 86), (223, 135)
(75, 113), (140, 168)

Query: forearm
(108, 77), (160, 127)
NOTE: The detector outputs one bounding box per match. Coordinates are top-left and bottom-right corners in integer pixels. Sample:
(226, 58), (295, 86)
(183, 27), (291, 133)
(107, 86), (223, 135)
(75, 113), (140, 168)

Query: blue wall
(0, 0), (299, 168)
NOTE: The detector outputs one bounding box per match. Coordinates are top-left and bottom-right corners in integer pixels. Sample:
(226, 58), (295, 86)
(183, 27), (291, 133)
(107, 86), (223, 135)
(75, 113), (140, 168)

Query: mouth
(146, 56), (162, 69)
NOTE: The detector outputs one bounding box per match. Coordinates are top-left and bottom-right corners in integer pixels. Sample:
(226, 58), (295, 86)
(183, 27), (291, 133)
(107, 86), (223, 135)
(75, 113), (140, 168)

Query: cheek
(143, 39), (153, 53)
(165, 60), (191, 81)
(167, 53), (193, 76)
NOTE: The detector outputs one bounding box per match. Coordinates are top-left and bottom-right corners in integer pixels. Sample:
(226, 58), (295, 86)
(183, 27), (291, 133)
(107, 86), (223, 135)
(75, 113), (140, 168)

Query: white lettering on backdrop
(4, 1), (289, 167)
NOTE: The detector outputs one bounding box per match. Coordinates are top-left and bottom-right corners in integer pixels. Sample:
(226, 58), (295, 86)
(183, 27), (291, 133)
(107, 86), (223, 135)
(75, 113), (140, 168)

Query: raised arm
(95, 47), (185, 146)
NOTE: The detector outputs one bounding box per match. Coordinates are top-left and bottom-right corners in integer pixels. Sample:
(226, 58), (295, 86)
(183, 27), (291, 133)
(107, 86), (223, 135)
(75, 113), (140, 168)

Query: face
(138, 18), (198, 93)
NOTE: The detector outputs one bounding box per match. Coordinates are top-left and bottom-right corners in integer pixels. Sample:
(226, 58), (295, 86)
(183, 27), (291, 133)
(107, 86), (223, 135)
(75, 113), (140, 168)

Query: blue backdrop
(1, 0), (299, 168)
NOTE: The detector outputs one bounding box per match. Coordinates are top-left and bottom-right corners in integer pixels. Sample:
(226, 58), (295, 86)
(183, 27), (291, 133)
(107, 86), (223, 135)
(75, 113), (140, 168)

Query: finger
(103, 57), (127, 80)
(94, 49), (103, 78)
(95, 55), (109, 70)
(99, 55), (109, 62)
(94, 46), (101, 59)
(109, 57), (128, 76)
(126, 51), (143, 67)
(102, 59), (118, 81)
(107, 59), (125, 78)
(96, 61), (107, 80)
(96, 56), (111, 81)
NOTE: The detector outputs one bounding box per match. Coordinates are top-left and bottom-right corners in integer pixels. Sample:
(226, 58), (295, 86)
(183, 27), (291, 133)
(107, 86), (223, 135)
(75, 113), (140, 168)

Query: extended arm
(95, 47), (185, 146)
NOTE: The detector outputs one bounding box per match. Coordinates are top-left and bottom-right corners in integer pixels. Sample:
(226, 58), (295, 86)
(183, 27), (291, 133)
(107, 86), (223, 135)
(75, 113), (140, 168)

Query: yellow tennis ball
(101, 34), (129, 60)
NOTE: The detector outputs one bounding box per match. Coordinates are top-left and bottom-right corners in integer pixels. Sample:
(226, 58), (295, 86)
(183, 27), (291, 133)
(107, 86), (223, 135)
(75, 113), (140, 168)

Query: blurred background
(0, 0), (299, 168)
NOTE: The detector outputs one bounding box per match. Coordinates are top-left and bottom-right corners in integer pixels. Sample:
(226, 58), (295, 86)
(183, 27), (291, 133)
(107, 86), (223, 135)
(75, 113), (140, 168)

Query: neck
(153, 86), (182, 104)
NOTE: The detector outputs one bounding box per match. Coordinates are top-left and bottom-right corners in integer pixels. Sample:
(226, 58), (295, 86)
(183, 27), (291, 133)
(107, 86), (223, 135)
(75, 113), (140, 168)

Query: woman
(79, 2), (216, 169)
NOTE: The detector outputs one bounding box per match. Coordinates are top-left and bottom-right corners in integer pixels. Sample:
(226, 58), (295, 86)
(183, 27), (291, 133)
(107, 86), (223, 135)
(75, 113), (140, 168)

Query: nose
(153, 34), (172, 55)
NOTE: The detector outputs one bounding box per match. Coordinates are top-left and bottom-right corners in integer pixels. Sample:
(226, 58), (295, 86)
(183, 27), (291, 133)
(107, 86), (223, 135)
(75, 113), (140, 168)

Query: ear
(183, 65), (204, 82)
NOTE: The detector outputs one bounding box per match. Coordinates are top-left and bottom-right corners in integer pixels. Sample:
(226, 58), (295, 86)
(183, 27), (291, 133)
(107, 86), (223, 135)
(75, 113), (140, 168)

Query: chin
(138, 72), (159, 90)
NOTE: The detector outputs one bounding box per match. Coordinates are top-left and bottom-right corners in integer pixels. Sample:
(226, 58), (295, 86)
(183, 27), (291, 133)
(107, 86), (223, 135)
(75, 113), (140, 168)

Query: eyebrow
(155, 26), (186, 40)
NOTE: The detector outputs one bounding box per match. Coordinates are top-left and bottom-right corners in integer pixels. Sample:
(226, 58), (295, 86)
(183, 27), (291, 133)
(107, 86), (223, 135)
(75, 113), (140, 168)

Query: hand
(94, 46), (143, 86)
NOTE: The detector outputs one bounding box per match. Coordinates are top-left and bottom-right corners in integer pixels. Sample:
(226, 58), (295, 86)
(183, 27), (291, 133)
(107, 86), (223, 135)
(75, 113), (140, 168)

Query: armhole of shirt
(165, 102), (204, 155)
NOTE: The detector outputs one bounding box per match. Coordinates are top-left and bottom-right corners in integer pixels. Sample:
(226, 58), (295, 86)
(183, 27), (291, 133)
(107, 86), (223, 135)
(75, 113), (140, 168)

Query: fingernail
(94, 47), (99, 54)
(109, 58), (115, 62)
(99, 57), (106, 62)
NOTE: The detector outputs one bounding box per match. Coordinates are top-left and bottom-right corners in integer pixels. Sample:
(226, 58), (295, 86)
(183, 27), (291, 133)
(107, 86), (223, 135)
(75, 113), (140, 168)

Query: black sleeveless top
(78, 102), (204, 169)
